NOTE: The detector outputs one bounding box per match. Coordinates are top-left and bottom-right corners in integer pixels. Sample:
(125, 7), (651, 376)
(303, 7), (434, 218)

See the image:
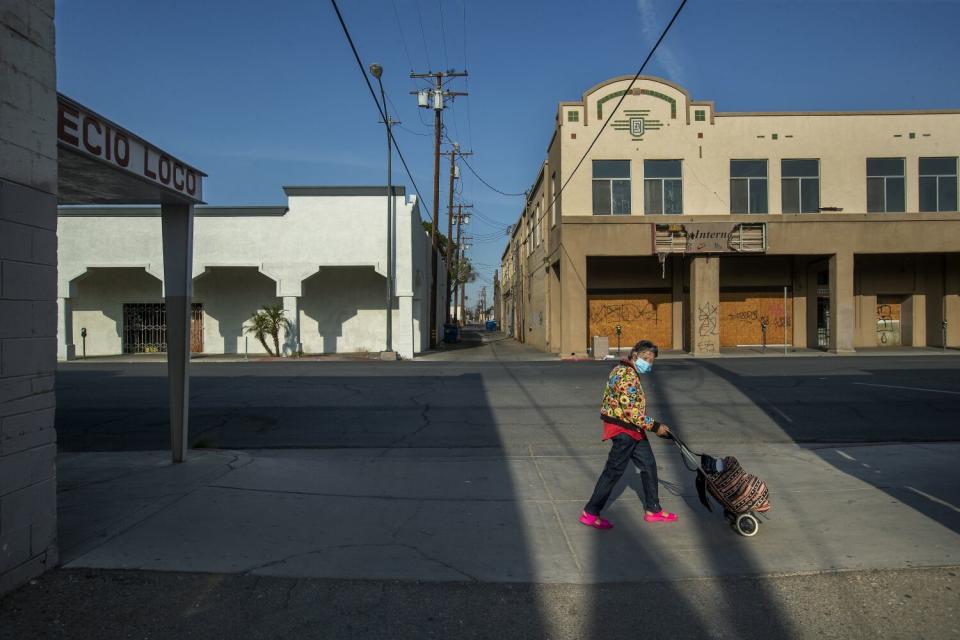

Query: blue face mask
(635, 358), (652, 374)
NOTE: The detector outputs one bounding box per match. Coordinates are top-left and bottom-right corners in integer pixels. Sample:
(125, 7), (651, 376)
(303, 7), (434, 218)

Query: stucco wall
(70, 267), (163, 356)
(58, 191), (436, 358)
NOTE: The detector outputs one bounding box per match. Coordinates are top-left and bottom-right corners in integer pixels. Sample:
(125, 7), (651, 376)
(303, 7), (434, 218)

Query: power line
(524, 0), (689, 235)
(390, 0), (415, 72)
(329, 0), (434, 224)
(414, 0), (432, 70)
(460, 154), (526, 197)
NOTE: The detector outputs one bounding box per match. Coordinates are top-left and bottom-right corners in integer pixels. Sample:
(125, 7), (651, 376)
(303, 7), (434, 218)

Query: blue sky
(55, 0), (960, 304)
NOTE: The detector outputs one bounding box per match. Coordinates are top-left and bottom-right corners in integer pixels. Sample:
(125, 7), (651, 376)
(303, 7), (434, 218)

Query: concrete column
(829, 251), (856, 353)
(903, 294), (926, 347)
(58, 297), (76, 361)
(671, 255), (684, 351)
(282, 295), (300, 356)
(791, 258), (807, 350)
(946, 254), (960, 348)
(689, 255), (720, 356)
(560, 249), (588, 357)
(161, 202), (195, 463)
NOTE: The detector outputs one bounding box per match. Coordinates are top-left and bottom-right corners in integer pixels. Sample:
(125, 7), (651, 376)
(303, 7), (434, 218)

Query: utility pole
(411, 70), (467, 345)
(441, 145), (472, 324)
(369, 63), (397, 359)
(452, 203), (472, 324)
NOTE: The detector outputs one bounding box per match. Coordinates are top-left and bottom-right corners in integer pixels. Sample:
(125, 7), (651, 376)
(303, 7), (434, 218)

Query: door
(190, 304), (204, 353)
(123, 303), (203, 353)
(876, 296), (902, 346)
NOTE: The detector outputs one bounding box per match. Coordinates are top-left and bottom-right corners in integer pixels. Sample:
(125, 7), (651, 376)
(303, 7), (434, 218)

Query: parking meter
(80, 327), (87, 359)
(615, 324), (622, 354)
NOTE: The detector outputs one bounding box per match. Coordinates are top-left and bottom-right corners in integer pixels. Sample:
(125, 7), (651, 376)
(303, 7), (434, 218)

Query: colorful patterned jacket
(599, 360), (661, 432)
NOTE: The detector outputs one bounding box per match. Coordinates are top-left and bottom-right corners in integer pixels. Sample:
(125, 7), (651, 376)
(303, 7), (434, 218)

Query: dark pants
(584, 433), (661, 516)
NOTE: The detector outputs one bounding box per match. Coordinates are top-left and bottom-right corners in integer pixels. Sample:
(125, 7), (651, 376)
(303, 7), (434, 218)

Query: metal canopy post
(161, 203), (195, 463)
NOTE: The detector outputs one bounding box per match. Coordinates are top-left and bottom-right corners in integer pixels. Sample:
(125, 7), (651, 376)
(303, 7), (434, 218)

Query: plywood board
(720, 292), (792, 347)
(588, 293), (672, 351)
(876, 295), (902, 347)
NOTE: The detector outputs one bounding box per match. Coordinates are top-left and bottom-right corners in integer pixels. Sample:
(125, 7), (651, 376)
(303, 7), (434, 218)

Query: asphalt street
(55, 337), (960, 452)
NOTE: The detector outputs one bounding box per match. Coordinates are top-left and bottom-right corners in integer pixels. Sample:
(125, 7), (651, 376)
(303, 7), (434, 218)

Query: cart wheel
(735, 513), (759, 537)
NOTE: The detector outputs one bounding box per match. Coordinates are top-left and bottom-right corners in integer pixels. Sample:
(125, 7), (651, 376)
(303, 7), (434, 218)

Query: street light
(369, 63), (396, 360)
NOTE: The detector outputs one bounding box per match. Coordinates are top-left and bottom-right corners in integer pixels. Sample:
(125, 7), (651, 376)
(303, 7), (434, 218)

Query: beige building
(500, 75), (960, 356)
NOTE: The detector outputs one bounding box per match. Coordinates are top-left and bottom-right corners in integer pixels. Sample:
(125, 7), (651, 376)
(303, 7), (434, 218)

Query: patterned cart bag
(707, 457), (770, 514)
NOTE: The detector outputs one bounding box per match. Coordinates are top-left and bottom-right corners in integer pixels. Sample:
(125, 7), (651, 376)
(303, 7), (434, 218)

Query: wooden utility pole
(410, 70), (467, 345)
(441, 145), (472, 324)
(452, 203), (472, 324)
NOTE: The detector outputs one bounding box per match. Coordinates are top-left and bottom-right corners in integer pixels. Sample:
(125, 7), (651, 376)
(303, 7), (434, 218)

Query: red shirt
(602, 421), (645, 442)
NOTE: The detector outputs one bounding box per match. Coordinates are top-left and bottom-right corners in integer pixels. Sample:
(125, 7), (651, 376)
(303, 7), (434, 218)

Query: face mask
(635, 358), (652, 374)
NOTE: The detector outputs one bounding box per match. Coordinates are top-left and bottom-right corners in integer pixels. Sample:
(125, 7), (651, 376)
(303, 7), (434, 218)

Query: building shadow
(301, 267), (388, 354)
(696, 358), (960, 535)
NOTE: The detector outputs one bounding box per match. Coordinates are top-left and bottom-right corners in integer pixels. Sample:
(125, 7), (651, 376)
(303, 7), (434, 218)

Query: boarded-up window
(588, 293), (672, 351)
(719, 292), (791, 347)
(876, 296), (902, 346)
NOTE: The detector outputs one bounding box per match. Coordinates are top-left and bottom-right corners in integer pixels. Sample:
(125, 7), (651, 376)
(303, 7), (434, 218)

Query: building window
(567, 110), (579, 123)
(550, 172), (558, 226)
(592, 160), (631, 215)
(919, 157), (958, 212)
(730, 160), (768, 214)
(534, 204), (541, 247)
(694, 110), (705, 122)
(867, 158), (905, 213)
(644, 160), (683, 214)
(781, 159), (820, 213)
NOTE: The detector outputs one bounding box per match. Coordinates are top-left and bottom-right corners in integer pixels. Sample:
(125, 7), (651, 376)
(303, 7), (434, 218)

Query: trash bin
(443, 323), (460, 343)
(485, 320), (497, 331)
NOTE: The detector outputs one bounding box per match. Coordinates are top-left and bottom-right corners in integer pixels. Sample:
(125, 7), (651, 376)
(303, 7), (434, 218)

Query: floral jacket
(599, 360), (660, 432)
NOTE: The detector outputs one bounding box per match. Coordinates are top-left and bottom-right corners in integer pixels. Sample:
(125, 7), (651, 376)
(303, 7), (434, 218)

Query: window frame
(919, 156), (958, 212)
(866, 157), (906, 213)
(567, 110), (579, 123)
(592, 160), (632, 216)
(550, 172), (558, 227)
(694, 110), (705, 122)
(730, 159), (769, 214)
(781, 158), (821, 214)
(643, 159), (683, 215)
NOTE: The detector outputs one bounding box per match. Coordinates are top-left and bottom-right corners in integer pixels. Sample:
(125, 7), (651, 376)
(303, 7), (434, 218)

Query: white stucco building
(57, 186), (445, 360)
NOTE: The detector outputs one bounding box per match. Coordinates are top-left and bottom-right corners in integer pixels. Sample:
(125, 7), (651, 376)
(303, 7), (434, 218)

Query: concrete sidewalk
(55, 442), (960, 583)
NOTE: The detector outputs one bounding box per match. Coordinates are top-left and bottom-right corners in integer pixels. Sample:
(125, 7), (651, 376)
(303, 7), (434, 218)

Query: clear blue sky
(56, 0), (960, 306)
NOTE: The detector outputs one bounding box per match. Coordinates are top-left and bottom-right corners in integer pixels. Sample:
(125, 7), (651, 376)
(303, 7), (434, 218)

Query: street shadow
(696, 358), (960, 535)
(53, 364), (551, 630)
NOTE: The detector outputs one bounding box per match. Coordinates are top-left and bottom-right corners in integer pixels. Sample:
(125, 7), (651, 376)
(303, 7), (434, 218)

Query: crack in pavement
(241, 543), (478, 582)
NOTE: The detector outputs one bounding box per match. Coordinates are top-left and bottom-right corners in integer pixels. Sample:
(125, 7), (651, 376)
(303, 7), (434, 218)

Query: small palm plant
(244, 304), (291, 357)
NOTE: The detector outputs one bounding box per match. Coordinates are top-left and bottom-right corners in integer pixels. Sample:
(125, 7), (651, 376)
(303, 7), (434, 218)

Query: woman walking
(580, 339), (677, 530)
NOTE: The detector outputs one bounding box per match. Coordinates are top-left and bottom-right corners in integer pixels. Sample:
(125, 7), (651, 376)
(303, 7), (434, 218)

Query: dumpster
(485, 320), (498, 331)
(443, 323), (460, 343)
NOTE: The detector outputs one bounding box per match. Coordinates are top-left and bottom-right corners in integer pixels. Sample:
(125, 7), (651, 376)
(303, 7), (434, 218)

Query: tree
(244, 304), (291, 357)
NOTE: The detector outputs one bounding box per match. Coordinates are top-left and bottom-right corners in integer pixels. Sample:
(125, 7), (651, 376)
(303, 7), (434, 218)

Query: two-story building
(502, 75), (960, 356)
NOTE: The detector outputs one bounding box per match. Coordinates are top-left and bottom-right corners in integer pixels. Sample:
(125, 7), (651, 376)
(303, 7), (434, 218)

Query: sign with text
(654, 223), (767, 254)
(56, 95), (204, 202)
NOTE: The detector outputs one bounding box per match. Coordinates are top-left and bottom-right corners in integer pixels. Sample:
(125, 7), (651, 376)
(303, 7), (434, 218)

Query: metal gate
(123, 303), (203, 353)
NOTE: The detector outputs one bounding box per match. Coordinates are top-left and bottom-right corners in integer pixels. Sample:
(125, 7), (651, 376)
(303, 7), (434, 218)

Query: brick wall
(0, 0), (59, 594)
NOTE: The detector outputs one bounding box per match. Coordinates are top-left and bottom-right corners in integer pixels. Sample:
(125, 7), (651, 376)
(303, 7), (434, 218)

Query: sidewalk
(55, 442), (960, 583)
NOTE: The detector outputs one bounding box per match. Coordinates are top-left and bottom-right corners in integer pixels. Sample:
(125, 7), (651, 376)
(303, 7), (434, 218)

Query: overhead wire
(329, 0), (434, 224)
(520, 0), (689, 236)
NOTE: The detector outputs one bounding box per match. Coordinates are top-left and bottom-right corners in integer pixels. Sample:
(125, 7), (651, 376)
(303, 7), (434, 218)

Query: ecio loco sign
(57, 96), (203, 201)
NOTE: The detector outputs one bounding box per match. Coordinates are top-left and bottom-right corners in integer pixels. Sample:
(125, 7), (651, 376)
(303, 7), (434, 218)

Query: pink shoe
(644, 510), (678, 523)
(579, 512), (613, 530)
